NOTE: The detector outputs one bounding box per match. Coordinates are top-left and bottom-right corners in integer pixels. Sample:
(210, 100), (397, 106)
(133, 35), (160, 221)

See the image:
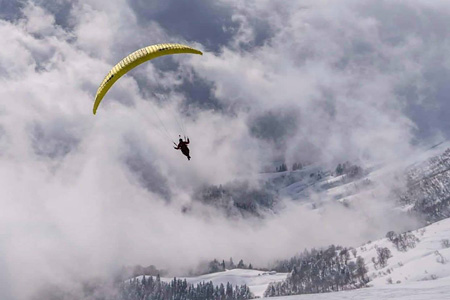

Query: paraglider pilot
(174, 136), (191, 160)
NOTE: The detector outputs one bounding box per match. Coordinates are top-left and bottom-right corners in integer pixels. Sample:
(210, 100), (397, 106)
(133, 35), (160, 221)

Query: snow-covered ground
(130, 217), (450, 298)
(357, 218), (450, 286)
(268, 217), (450, 299)
(134, 269), (288, 298)
(271, 276), (450, 299)
(164, 269), (288, 298)
(266, 140), (450, 207)
(130, 143), (450, 299)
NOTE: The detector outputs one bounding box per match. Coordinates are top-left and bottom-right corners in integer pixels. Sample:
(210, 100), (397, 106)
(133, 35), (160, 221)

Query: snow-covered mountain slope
(263, 141), (450, 213)
(264, 217), (450, 298)
(166, 269), (288, 298)
(262, 161), (371, 205)
(128, 143), (450, 299)
(130, 219), (449, 298)
(195, 141), (450, 221)
(126, 219), (450, 299)
(271, 276), (450, 300)
(134, 269), (288, 298)
(356, 217), (450, 286)
(399, 147), (450, 222)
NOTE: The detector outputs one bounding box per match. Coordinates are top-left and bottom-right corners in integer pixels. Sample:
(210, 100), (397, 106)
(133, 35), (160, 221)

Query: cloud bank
(1, 0), (450, 299)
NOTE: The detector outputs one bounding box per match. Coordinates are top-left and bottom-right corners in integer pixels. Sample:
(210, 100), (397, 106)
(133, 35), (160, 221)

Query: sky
(1, 0), (450, 299)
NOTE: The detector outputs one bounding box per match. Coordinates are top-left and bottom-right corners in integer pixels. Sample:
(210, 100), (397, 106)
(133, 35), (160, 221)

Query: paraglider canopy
(93, 43), (203, 114)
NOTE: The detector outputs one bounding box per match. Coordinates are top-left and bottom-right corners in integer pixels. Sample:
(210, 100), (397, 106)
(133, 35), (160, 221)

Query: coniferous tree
(119, 276), (253, 300)
(209, 259), (222, 273)
(228, 258), (235, 269)
(237, 259), (246, 269)
(292, 162), (303, 171)
(226, 282), (233, 299)
(336, 163), (344, 175)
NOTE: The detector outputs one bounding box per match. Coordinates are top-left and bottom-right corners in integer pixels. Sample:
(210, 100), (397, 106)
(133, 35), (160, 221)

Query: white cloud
(0, 0), (450, 298)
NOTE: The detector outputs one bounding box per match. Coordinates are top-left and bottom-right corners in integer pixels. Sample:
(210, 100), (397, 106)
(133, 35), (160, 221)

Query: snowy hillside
(126, 144), (450, 299)
(194, 141), (450, 221)
(270, 276), (450, 300)
(128, 218), (450, 298)
(165, 269), (288, 298)
(264, 217), (450, 298)
(357, 217), (450, 286)
(263, 141), (450, 214)
(134, 269), (288, 298)
(399, 146), (450, 222)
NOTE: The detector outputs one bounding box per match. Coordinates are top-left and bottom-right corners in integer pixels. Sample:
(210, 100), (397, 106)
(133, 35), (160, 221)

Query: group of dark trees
(120, 276), (253, 300)
(398, 148), (450, 222)
(276, 162), (304, 172)
(276, 163), (288, 172)
(195, 181), (277, 218)
(265, 245), (368, 297)
(371, 247), (392, 269)
(206, 258), (253, 274)
(385, 231), (419, 252)
(276, 162), (303, 172)
(114, 265), (167, 282)
(292, 162), (303, 171)
(335, 162), (363, 178)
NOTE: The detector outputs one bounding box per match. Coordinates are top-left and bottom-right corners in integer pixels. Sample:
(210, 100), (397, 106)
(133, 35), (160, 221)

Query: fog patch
(192, 181), (278, 218)
(30, 120), (80, 159)
(122, 137), (172, 201)
(249, 110), (298, 144)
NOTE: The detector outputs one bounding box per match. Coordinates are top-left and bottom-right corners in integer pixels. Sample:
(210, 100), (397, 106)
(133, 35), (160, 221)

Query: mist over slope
(122, 215), (450, 299)
(30, 141), (450, 299)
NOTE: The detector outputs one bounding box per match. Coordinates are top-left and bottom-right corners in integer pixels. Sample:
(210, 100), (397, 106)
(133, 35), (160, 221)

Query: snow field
(356, 218), (450, 286)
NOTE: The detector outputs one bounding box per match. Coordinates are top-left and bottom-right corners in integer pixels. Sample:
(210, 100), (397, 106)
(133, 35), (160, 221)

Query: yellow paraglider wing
(93, 43), (203, 114)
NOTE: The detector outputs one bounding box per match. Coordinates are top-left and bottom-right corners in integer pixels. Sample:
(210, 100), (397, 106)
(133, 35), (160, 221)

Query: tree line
(120, 275), (253, 300)
(265, 245), (368, 297)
